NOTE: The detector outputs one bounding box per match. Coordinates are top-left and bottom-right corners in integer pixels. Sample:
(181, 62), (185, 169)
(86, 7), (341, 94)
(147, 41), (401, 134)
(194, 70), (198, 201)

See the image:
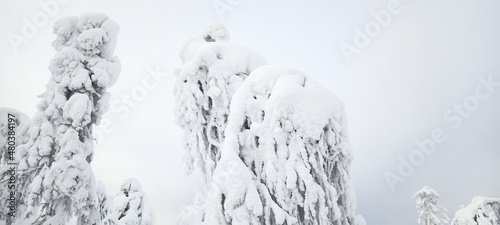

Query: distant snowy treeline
(413, 186), (500, 225)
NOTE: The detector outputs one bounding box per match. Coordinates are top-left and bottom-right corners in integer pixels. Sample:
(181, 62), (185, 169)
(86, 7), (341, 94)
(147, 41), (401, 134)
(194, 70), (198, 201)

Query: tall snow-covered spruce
(413, 186), (449, 225)
(174, 23), (267, 184)
(12, 13), (121, 224)
(203, 66), (363, 225)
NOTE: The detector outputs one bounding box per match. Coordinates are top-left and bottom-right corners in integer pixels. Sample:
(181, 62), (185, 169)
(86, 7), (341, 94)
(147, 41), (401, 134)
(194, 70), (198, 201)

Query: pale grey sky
(1, 0), (499, 224)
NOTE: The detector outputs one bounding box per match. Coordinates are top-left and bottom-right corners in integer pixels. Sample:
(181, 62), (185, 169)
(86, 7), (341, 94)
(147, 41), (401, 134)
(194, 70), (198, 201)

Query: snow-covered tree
(113, 178), (155, 225)
(12, 12), (121, 224)
(174, 192), (205, 225)
(97, 181), (116, 225)
(174, 23), (267, 183)
(0, 108), (31, 224)
(451, 196), (500, 225)
(413, 186), (449, 225)
(204, 66), (364, 225)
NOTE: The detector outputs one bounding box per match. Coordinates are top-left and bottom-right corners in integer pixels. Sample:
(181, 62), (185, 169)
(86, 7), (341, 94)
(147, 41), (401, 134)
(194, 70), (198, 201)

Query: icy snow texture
(175, 23), (267, 184)
(204, 66), (361, 225)
(451, 197), (500, 225)
(113, 178), (155, 225)
(413, 186), (449, 225)
(10, 12), (121, 225)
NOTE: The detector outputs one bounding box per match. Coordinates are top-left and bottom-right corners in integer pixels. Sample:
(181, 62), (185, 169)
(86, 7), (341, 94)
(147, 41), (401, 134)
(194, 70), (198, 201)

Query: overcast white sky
(1, 0), (500, 224)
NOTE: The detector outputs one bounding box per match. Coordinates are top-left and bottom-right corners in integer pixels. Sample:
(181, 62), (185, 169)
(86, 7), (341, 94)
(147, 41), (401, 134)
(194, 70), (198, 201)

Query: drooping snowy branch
(174, 23), (267, 183)
(204, 66), (363, 225)
(413, 186), (449, 225)
(451, 197), (500, 225)
(11, 12), (121, 225)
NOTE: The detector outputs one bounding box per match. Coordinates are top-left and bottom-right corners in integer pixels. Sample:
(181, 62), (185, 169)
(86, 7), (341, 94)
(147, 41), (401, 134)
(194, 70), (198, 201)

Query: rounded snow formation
(52, 12), (121, 86)
(205, 65), (360, 225)
(227, 65), (347, 140)
(452, 197), (500, 225)
(179, 23), (231, 63)
(121, 178), (142, 193)
(203, 23), (230, 42)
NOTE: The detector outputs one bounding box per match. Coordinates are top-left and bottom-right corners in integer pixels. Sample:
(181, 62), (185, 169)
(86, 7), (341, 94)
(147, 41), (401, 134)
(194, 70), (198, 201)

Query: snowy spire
(11, 12), (121, 224)
(413, 186), (450, 225)
(204, 65), (363, 225)
(174, 24), (267, 184)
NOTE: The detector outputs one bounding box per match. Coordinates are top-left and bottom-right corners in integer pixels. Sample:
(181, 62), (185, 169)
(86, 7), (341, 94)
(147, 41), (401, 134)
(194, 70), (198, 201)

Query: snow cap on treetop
(203, 23), (230, 42)
(121, 178), (142, 193)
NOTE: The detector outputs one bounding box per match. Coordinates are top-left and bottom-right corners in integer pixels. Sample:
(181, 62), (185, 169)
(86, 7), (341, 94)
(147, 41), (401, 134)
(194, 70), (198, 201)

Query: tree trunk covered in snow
(174, 24), (266, 184)
(203, 66), (363, 225)
(10, 13), (121, 225)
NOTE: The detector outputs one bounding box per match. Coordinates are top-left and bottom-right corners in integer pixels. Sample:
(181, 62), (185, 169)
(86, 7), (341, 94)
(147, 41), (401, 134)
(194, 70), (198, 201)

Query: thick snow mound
(229, 66), (346, 140)
(452, 197), (500, 225)
(179, 23), (230, 63)
(121, 178), (142, 193)
(205, 66), (360, 225)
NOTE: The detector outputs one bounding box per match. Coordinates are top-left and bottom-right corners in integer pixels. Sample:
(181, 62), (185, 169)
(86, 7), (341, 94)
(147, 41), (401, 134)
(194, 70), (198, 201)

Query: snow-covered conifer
(413, 186), (449, 225)
(97, 181), (116, 225)
(113, 178), (155, 225)
(451, 196), (500, 225)
(12, 12), (121, 224)
(174, 24), (266, 183)
(204, 66), (363, 225)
